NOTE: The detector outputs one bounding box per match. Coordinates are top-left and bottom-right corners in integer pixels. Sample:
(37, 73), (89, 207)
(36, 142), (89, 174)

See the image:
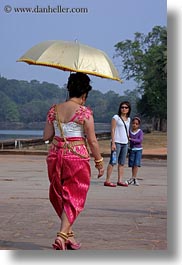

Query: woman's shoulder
(46, 104), (56, 123)
(81, 105), (93, 113)
(112, 114), (119, 120)
(49, 104), (56, 111)
(73, 105), (93, 124)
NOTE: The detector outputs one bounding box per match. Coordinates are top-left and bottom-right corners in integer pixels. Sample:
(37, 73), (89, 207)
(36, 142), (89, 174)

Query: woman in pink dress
(43, 73), (104, 250)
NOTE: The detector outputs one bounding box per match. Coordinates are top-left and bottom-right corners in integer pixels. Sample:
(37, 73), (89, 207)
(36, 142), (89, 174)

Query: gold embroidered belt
(52, 138), (86, 148)
(52, 137), (89, 159)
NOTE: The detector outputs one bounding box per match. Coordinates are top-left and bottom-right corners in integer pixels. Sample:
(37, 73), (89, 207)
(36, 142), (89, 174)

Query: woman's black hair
(118, 101), (131, 117)
(67, 72), (92, 98)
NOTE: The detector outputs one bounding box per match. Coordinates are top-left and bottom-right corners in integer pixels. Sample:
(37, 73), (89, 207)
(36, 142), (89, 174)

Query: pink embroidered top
(47, 104), (92, 138)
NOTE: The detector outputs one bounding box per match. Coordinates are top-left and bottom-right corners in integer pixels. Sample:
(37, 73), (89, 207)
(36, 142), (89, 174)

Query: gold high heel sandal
(52, 232), (68, 250)
(67, 231), (81, 250)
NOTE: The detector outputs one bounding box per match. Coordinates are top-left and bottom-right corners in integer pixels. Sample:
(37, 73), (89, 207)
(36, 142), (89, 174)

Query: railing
(0, 132), (111, 149)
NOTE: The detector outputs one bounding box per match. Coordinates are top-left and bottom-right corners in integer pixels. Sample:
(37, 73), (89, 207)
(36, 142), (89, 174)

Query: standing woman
(43, 73), (104, 250)
(104, 101), (131, 187)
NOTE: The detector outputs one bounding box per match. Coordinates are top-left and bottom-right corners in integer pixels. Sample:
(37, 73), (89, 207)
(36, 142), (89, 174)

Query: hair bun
(67, 73), (92, 98)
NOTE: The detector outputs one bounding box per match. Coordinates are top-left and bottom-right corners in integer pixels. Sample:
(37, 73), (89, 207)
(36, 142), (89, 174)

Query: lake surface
(0, 123), (110, 140)
(0, 130), (42, 140)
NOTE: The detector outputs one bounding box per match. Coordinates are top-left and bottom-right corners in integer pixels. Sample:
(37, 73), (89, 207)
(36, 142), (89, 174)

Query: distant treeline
(0, 76), (139, 129)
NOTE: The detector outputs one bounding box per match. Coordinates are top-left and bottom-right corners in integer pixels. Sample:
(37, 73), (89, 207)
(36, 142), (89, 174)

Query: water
(0, 130), (43, 140)
(0, 123), (110, 140)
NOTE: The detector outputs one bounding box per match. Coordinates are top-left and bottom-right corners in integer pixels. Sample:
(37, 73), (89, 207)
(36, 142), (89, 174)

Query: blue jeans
(109, 143), (128, 166)
(128, 149), (142, 167)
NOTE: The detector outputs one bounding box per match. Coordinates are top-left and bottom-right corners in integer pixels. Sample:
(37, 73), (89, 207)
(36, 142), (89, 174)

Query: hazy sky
(0, 0), (166, 94)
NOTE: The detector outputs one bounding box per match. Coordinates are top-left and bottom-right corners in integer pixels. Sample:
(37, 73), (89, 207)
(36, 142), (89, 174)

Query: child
(126, 117), (143, 186)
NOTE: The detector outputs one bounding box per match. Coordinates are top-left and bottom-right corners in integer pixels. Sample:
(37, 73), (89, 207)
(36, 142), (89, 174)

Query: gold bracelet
(95, 162), (104, 169)
(95, 158), (104, 169)
(94, 157), (103, 163)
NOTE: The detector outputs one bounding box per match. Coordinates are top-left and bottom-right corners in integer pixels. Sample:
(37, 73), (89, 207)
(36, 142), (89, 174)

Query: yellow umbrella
(17, 40), (122, 82)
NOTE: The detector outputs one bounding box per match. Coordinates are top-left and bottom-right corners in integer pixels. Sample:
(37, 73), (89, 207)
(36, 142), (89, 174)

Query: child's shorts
(128, 149), (142, 167)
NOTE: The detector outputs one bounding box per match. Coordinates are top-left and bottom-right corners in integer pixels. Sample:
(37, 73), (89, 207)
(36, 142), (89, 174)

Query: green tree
(19, 100), (51, 123)
(114, 26), (167, 131)
(87, 90), (124, 122)
(0, 76), (140, 127)
(0, 91), (20, 122)
(122, 89), (140, 117)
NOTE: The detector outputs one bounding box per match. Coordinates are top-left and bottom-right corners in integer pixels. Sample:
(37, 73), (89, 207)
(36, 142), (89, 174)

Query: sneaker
(125, 178), (134, 185)
(132, 179), (140, 186)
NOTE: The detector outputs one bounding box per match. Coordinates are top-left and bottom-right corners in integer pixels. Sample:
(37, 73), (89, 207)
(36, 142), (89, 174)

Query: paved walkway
(0, 147), (167, 160)
(0, 154), (167, 250)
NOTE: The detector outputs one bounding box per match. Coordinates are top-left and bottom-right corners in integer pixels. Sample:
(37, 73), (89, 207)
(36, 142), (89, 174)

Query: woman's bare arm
(84, 115), (104, 178)
(43, 120), (55, 141)
(111, 118), (116, 150)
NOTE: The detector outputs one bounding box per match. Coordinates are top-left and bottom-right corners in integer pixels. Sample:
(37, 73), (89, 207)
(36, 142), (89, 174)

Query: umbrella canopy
(17, 40), (122, 82)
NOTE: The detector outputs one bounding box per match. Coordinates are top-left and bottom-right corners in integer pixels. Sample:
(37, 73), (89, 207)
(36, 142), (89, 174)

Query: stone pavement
(0, 147), (167, 160)
(0, 154), (167, 250)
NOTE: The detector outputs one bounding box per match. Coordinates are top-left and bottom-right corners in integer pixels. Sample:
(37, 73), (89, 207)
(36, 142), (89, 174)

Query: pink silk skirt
(46, 136), (90, 225)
